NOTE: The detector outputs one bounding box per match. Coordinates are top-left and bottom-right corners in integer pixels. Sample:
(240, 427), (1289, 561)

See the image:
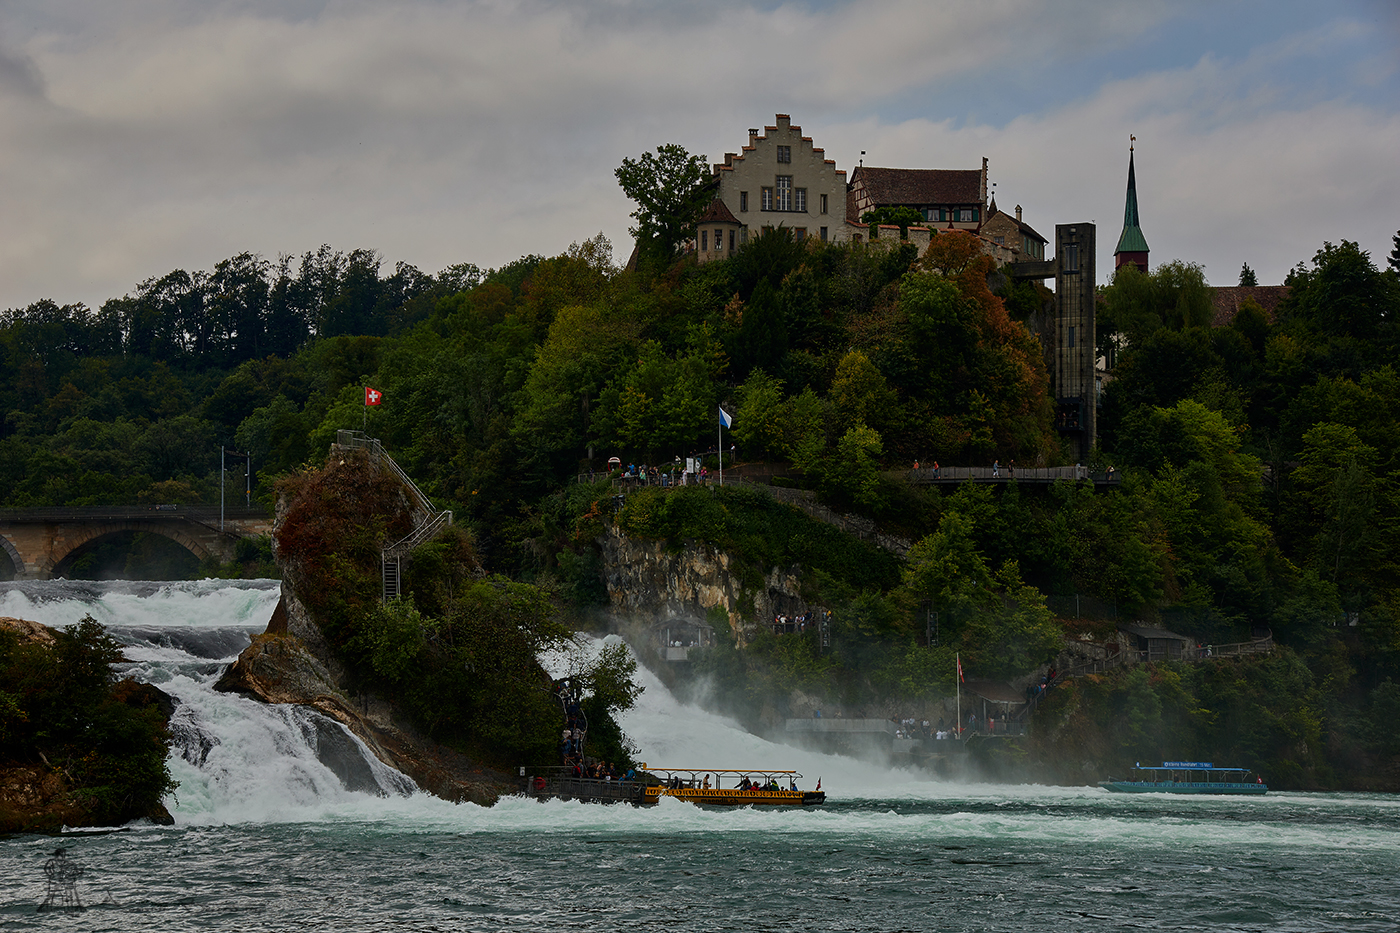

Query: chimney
(1016, 205), (1023, 223)
(725, 153), (735, 166)
(748, 129), (759, 144)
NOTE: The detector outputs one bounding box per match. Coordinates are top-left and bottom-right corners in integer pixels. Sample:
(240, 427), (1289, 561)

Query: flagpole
(956, 652), (962, 740)
(718, 414), (723, 487)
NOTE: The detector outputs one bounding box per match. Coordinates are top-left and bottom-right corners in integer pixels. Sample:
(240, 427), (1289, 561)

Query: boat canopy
(642, 766), (805, 786)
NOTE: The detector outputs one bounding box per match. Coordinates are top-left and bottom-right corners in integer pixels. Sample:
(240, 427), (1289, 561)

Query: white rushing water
(5, 582), (1398, 933)
(1, 580), (417, 826)
(5, 579), (1399, 855)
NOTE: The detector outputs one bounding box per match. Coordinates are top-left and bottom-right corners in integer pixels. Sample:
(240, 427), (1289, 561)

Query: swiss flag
(365, 386), (383, 406)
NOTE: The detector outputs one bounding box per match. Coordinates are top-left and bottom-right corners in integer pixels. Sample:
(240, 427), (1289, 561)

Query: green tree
(615, 144), (713, 269)
(1239, 263), (1259, 286)
(1100, 259), (1214, 346)
(862, 207), (924, 239)
(732, 369), (787, 461)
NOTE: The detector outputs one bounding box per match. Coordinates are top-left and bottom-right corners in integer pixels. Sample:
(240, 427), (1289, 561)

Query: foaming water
(0, 578), (280, 631)
(548, 633), (920, 796)
(2, 586), (1397, 931)
(2, 579), (415, 826)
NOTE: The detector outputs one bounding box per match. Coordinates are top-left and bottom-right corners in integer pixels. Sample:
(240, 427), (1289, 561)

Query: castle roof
(986, 208), (1047, 245)
(1210, 285), (1290, 326)
(698, 198), (741, 225)
(850, 166), (982, 205)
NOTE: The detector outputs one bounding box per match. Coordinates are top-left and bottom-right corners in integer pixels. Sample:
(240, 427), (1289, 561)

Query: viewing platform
(905, 465), (1119, 486)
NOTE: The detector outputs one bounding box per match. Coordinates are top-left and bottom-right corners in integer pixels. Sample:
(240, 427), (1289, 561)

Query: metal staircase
(337, 430), (453, 602)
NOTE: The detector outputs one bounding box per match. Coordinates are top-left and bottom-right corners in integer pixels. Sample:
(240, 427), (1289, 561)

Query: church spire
(1114, 136), (1149, 273)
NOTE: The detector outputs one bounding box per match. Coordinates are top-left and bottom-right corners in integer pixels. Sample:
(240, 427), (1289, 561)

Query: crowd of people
(555, 678), (588, 763)
(569, 760), (631, 782)
(770, 612), (814, 635)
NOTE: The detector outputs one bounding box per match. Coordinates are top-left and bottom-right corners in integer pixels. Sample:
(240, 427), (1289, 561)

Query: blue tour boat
(1100, 761), (1268, 795)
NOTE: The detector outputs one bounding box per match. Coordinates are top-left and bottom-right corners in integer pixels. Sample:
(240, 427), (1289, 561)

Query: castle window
(820, 226), (828, 241)
(761, 187), (773, 211)
(701, 230), (708, 251)
(776, 176), (792, 211)
(958, 208), (975, 223)
(820, 193), (828, 214)
(716, 229), (724, 251)
(795, 188), (807, 212)
(1067, 325), (1076, 349)
(777, 145), (791, 163)
(740, 191), (748, 212)
(926, 208), (941, 222)
(729, 230), (735, 251)
(1064, 243), (1080, 273)
(795, 228), (807, 241)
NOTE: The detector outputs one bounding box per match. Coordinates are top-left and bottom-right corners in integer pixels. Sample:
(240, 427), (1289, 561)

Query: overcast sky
(1, 0), (1397, 311)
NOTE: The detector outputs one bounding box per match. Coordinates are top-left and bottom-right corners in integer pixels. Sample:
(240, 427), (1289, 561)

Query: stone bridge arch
(0, 507), (262, 580)
(46, 521), (228, 579)
(0, 534), (23, 579)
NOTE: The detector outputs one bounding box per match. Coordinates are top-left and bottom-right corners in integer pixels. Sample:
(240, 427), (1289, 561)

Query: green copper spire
(1114, 145), (1149, 255)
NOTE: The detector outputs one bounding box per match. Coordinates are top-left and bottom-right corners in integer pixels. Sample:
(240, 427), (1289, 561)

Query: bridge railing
(0, 506), (270, 522)
(906, 465), (1118, 484)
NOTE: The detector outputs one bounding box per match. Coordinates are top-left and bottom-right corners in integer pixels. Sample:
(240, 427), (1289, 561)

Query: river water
(1, 580), (1397, 932)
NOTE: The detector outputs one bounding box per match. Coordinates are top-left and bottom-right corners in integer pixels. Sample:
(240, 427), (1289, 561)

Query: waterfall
(0, 579), (415, 825)
(544, 633), (928, 797)
(3, 581), (931, 826)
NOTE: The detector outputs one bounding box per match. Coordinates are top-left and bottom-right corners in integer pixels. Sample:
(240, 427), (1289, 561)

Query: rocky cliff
(216, 584), (511, 806)
(213, 446), (512, 805)
(599, 524), (807, 641)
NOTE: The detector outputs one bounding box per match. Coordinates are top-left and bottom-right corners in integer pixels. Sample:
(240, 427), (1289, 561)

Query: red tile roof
(698, 199), (741, 225)
(986, 208), (1047, 244)
(853, 166), (982, 205)
(1210, 285), (1290, 327)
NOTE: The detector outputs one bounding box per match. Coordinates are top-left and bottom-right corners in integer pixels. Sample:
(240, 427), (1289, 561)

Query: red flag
(816, 777), (821, 791)
(365, 386), (383, 406)
(957, 656), (964, 683)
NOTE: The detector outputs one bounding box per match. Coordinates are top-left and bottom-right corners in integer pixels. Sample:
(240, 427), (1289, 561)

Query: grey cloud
(0, 0), (1394, 311)
(0, 45), (42, 98)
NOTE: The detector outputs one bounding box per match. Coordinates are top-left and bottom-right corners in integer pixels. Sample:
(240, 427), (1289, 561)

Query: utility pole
(220, 447), (225, 532)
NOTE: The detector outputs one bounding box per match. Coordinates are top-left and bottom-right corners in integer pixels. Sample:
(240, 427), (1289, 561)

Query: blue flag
(719, 407), (733, 429)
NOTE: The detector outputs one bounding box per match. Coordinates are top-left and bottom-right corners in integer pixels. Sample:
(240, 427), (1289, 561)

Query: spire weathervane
(1130, 134), (1136, 151)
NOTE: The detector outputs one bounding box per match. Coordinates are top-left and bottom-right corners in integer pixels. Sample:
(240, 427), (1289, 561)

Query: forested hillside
(3, 227), (1399, 787)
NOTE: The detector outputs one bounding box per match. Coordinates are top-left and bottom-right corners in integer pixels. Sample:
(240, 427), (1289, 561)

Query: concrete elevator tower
(1054, 223), (1096, 462)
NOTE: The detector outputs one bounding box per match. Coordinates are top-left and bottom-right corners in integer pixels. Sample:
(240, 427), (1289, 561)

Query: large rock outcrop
(214, 446), (511, 805)
(216, 584), (511, 806)
(599, 525), (808, 642)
